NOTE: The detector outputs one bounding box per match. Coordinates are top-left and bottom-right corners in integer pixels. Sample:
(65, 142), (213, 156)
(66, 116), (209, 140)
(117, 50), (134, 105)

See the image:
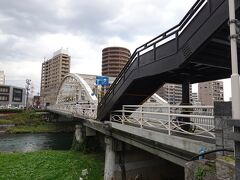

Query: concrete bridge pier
(73, 124), (99, 152)
(104, 136), (116, 180)
(75, 124), (84, 144)
(71, 124), (85, 151)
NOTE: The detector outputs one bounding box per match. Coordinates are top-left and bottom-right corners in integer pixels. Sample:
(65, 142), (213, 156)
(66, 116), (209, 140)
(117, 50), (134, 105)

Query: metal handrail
(110, 104), (215, 138)
(99, 0), (208, 108)
(48, 104), (98, 119)
(122, 104), (213, 108)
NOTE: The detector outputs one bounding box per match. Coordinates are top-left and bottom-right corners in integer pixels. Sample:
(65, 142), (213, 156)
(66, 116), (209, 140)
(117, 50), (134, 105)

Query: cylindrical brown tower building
(102, 47), (131, 77)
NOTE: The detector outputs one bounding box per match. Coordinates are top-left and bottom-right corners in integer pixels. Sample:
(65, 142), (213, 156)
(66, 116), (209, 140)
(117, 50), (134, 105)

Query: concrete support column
(75, 124), (83, 143)
(180, 80), (191, 131)
(104, 136), (116, 180)
(181, 80), (190, 105)
(72, 124), (85, 151)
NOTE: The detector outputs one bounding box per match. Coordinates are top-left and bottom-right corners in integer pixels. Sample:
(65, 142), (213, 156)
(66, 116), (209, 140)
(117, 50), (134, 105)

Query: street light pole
(229, 0), (240, 119)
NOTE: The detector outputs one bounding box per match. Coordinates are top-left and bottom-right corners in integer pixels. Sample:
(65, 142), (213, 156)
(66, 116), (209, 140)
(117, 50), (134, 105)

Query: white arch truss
(56, 73), (97, 105)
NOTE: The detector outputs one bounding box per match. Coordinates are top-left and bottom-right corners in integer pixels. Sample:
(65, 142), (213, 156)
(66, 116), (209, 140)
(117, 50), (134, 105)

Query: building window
(0, 95), (9, 101)
(12, 88), (23, 102)
(0, 87), (9, 93)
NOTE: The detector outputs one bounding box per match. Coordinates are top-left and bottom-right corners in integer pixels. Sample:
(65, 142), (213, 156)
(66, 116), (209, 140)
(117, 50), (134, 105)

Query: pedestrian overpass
(97, 0), (240, 121)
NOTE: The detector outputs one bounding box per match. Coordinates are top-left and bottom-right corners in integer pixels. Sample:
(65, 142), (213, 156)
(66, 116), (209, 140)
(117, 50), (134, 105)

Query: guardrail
(110, 104), (215, 139)
(48, 103), (215, 139)
(47, 102), (97, 120)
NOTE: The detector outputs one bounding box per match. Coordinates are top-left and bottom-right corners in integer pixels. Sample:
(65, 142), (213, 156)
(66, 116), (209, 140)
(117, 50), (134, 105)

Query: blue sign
(96, 76), (109, 86)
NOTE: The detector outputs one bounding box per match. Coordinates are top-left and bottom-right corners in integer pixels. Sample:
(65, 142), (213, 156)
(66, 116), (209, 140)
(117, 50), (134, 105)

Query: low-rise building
(32, 95), (40, 108)
(0, 85), (26, 108)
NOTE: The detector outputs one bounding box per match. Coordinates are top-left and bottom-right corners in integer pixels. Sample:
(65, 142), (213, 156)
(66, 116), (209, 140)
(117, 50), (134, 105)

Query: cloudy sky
(0, 0), (231, 100)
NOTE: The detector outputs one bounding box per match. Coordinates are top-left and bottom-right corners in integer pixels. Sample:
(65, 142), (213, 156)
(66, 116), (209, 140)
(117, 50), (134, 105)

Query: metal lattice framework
(47, 74), (98, 119)
(56, 74), (97, 105)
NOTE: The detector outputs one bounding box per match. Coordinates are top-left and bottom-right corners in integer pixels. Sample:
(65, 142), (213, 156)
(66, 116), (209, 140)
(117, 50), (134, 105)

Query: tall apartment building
(40, 49), (70, 105)
(198, 80), (224, 105)
(0, 71), (5, 85)
(157, 83), (192, 105)
(102, 47), (131, 77)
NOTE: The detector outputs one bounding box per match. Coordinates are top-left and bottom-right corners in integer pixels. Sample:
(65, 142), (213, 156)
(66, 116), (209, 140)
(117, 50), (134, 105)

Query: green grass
(6, 123), (75, 133)
(0, 119), (13, 125)
(223, 156), (235, 163)
(10, 110), (42, 125)
(0, 150), (104, 180)
(194, 163), (216, 180)
(1, 110), (75, 133)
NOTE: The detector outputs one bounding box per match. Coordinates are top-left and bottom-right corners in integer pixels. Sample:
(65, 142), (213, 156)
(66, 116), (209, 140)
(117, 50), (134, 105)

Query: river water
(0, 133), (73, 152)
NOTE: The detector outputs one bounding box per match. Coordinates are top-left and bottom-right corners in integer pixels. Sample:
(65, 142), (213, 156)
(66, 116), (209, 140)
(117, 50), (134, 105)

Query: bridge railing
(47, 102), (97, 120)
(110, 104), (215, 139)
(74, 103), (97, 119)
(98, 0), (208, 110)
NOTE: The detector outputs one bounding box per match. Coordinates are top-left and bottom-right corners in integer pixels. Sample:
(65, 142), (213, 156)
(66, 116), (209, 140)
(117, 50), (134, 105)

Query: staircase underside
(98, 0), (240, 121)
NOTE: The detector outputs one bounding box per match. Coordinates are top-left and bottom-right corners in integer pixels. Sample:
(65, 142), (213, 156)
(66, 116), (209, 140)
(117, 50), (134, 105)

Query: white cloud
(2, 61), (41, 93)
(0, 0), (232, 101)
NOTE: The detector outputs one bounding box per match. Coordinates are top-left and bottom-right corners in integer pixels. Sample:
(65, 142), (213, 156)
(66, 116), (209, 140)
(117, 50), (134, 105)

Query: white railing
(47, 102), (97, 120)
(110, 104), (215, 139)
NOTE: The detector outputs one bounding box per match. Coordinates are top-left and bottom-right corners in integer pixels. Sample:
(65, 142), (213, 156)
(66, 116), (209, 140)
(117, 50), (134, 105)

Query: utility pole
(229, 0), (240, 119)
(26, 79), (31, 109)
(228, 0), (240, 178)
(30, 83), (34, 97)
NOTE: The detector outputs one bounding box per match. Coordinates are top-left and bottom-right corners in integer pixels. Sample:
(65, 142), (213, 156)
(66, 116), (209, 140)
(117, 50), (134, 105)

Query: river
(0, 133), (74, 152)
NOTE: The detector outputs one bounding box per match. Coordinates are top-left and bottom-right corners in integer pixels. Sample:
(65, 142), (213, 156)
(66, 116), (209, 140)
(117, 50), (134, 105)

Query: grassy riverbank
(0, 110), (75, 133)
(6, 123), (75, 133)
(0, 119), (13, 125)
(0, 150), (104, 180)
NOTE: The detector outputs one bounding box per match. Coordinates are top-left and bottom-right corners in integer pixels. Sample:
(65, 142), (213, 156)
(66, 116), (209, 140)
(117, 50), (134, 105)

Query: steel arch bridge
(48, 73), (98, 119)
(48, 73), (168, 120)
(56, 73), (97, 105)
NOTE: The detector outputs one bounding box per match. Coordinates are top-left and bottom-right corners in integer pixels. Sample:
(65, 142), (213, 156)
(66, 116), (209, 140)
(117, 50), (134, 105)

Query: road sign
(96, 76), (109, 86)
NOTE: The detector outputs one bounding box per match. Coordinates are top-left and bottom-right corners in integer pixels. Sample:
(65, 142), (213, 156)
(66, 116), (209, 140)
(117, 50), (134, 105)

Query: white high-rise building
(0, 71), (5, 85)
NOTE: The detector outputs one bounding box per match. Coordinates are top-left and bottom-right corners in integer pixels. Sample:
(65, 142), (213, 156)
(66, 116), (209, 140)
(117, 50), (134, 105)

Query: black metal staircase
(98, 0), (240, 121)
